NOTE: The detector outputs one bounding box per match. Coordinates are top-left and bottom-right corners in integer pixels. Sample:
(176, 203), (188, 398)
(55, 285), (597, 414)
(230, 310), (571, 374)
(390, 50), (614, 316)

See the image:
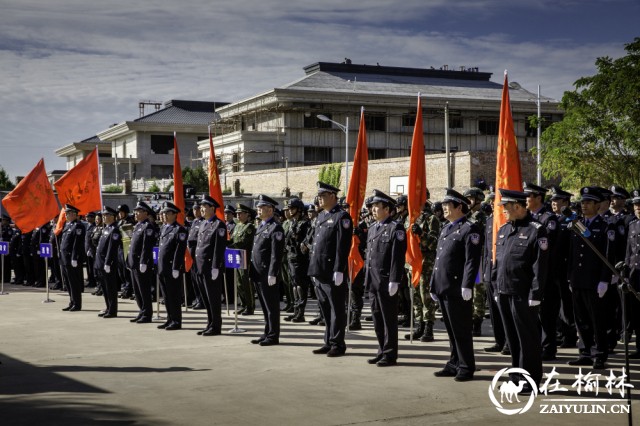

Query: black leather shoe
(326, 347), (346, 357)
(433, 368), (457, 377)
(62, 306), (73, 311)
(192, 304), (205, 310)
(312, 346), (331, 355)
(318, 320), (326, 326)
(308, 317), (322, 325)
(484, 343), (503, 352)
(541, 352), (557, 361)
(567, 357), (592, 366)
(157, 322), (170, 329)
(454, 374), (473, 382)
(367, 355), (383, 365)
(136, 318), (151, 324)
(251, 337), (265, 344)
(130, 317), (141, 323)
(376, 358), (397, 367)
(98, 312), (106, 317)
(284, 315), (295, 322)
(501, 346), (511, 355)
(202, 329), (221, 336)
(259, 339), (279, 346)
(241, 310), (254, 316)
(69, 307), (81, 311)
(197, 329), (209, 336)
(593, 359), (606, 369)
(291, 316), (306, 323)
(103, 314), (116, 318)
(165, 323), (181, 331)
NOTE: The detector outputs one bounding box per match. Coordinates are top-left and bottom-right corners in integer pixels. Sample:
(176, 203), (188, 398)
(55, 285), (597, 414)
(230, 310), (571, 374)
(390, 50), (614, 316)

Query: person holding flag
(60, 204), (87, 312)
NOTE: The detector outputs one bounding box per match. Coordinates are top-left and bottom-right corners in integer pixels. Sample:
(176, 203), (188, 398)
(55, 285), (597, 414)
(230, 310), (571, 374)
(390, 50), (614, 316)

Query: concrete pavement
(0, 284), (638, 425)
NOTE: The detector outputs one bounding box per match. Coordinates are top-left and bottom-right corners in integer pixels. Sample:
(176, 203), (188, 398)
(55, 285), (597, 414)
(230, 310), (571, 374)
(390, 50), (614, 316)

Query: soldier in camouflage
(229, 203), (256, 315)
(464, 187), (488, 337)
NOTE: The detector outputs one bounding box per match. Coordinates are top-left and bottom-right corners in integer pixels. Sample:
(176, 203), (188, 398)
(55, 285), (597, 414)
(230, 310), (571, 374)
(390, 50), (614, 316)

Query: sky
(0, 0), (637, 180)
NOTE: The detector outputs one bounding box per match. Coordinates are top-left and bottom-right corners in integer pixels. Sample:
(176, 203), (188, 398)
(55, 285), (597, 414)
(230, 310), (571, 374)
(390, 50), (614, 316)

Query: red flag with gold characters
(346, 107), (368, 282)
(54, 147), (102, 215)
(2, 158), (60, 234)
(492, 71), (523, 264)
(208, 127), (225, 222)
(406, 94), (427, 287)
(172, 133), (193, 272)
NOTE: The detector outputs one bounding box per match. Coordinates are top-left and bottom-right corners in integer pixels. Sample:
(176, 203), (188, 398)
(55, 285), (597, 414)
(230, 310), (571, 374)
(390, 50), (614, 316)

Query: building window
(402, 114), (416, 127)
(232, 153), (240, 172)
(365, 114), (386, 131)
(150, 165), (173, 179)
(304, 147), (331, 165)
(150, 135), (174, 154)
(368, 148), (387, 160)
(304, 114), (332, 129)
(478, 118), (499, 136)
(449, 111), (463, 129)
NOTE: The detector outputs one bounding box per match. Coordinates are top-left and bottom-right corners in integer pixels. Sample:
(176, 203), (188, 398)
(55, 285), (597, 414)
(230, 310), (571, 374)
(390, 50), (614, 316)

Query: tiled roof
(134, 100), (229, 125)
(79, 135), (105, 144)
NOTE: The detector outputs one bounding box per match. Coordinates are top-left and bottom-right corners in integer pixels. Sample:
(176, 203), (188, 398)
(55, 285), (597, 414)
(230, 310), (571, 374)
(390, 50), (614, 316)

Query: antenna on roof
(139, 100), (162, 117)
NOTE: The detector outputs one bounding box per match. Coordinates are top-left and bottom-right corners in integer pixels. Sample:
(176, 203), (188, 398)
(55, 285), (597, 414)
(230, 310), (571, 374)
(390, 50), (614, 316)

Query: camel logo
(488, 367), (538, 415)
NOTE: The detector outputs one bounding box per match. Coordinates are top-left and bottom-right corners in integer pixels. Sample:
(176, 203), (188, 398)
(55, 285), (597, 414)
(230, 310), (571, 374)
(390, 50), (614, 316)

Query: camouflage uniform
(279, 218), (295, 312)
(229, 219), (256, 313)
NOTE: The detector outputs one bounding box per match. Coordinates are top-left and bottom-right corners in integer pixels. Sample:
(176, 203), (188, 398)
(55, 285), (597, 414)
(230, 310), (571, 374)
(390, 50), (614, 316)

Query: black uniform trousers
(159, 273), (182, 325)
(1, 255), (11, 283)
(132, 269), (154, 319)
(288, 259), (310, 313)
(188, 248), (203, 306)
(558, 277), (577, 344)
(602, 285), (622, 350)
(440, 295), (475, 377)
(497, 294), (542, 385)
(99, 269), (119, 316)
(224, 268), (234, 304)
(254, 277), (280, 341)
(314, 277), (347, 351)
(572, 288), (608, 362)
(33, 256), (46, 287)
(63, 263), (84, 309)
(86, 256), (96, 287)
(485, 282), (506, 349)
(11, 254), (24, 284)
(539, 281), (561, 357)
(197, 272), (222, 333)
(350, 269), (365, 317)
(370, 287), (398, 360)
(625, 288), (640, 351)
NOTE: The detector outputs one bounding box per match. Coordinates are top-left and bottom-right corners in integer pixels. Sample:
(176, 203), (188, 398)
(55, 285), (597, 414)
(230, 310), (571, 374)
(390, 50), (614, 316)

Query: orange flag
(346, 107), (368, 282)
(2, 159), (60, 234)
(54, 147), (102, 215)
(172, 132), (193, 272)
(406, 94), (427, 287)
(208, 126), (225, 222)
(54, 208), (66, 236)
(492, 71), (523, 264)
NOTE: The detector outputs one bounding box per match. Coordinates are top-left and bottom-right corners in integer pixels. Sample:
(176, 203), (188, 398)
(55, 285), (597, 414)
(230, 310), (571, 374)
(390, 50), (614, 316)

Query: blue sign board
(40, 243), (53, 258)
(224, 248), (246, 269)
(153, 247), (159, 265)
(0, 241), (8, 255)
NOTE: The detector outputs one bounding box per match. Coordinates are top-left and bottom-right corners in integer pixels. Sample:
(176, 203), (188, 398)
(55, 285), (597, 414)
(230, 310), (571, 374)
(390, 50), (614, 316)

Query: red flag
(172, 133), (193, 272)
(54, 147), (102, 215)
(2, 159), (60, 234)
(406, 95), (427, 287)
(492, 71), (523, 264)
(208, 127), (225, 222)
(54, 208), (66, 236)
(346, 107), (368, 282)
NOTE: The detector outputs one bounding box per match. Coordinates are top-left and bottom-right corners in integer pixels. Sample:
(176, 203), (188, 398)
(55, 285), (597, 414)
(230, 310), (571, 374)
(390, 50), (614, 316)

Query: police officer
(117, 204), (134, 299)
(84, 211), (97, 289)
(350, 201), (371, 330)
(364, 190), (406, 366)
(224, 205), (237, 305)
(195, 195), (227, 336)
(284, 198), (312, 323)
(1, 214), (13, 283)
(430, 189), (482, 381)
(308, 182), (353, 357)
(229, 203), (256, 315)
(59, 204), (86, 311)
(625, 189), (640, 357)
(9, 224), (24, 285)
(157, 202), (188, 330)
(95, 206), (121, 318)
(187, 202), (205, 309)
(250, 195), (286, 346)
(127, 201), (157, 324)
(493, 189), (549, 390)
(464, 187), (488, 337)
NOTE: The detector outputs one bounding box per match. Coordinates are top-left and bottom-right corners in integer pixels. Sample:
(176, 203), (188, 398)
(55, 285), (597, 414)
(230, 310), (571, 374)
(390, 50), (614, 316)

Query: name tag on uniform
(327, 219), (333, 224)
(518, 234), (528, 239)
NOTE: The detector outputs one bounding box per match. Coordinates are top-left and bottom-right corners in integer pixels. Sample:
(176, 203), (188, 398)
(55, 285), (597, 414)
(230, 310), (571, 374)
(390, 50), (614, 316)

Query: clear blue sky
(0, 0), (637, 180)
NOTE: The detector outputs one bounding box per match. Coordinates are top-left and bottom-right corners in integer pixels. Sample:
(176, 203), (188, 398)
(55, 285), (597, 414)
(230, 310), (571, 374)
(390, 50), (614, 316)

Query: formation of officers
(3, 181), (640, 381)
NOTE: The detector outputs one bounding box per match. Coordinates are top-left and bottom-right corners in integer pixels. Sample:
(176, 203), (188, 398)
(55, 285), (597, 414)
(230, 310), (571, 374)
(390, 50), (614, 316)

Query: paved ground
(0, 284), (639, 425)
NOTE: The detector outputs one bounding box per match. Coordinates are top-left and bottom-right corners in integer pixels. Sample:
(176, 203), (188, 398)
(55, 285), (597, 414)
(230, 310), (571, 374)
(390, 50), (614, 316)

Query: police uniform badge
(618, 225), (625, 235)
(470, 233), (480, 245)
(538, 237), (549, 251)
(76, 228), (82, 235)
(274, 232), (283, 241)
(342, 219), (350, 229)
(179, 232), (187, 241)
(218, 228), (226, 237)
(608, 230), (616, 241)
(146, 228), (154, 236)
(112, 233), (120, 240)
(547, 220), (556, 231)
(395, 230), (405, 241)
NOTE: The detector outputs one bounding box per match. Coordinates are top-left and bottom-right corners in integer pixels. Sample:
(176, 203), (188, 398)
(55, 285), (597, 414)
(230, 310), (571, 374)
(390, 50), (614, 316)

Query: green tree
(0, 166), (15, 191)
(182, 166), (208, 193)
(539, 38), (640, 189)
(318, 163), (342, 189)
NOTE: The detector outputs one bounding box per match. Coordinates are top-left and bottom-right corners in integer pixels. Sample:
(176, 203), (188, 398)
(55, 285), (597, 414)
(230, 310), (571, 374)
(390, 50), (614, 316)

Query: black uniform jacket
(567, 215), (613, 290)
(364, 217), (407, 290)
(195, 216), (227, 274)
(307, 205), (353, 280)
(158, 222), (188, 275)
(60, 220), (86, 266)
(250, 217), (285, 279)
(94, 223), (122, 270)
(431, 217), (482, 298)
(492, 213), (548, 300)
(126, 219), (157, 270)
(626, 218), (640, 290)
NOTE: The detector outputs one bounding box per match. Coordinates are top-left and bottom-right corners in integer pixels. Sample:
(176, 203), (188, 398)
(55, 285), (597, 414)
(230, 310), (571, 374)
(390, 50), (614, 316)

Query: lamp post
(317, 114), (349, 193)
(536, 85), (542, 186)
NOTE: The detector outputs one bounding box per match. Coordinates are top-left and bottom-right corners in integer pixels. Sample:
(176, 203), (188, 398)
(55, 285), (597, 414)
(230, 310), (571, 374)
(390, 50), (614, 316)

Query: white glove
(597, 282), (608, 298)
(462, 288), (472, 301)
(529, 300), (541, 307)
(268, 276), (277, 286)
(140, 264), (147, 273)
(71, 260), (77, 268)
(87, 250), (91, 257)
(388, 282), (399, 296)
(333, 272), (344, 286)
(104, 265), (111, 273)
(494, 295), (499, 303)
(172, 270), (179, 279)
(212, 268), (219, 280)
(430, 293), (439, 303)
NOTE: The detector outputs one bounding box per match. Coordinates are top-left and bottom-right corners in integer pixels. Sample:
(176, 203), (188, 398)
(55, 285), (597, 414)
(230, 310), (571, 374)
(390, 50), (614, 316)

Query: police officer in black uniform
(195, 195), (227, 336)
(625, 189), (640, 357)
(1, 214), (13, 283)
(117, 204), (134, 299)
(84, 211), (97, 289)
(187, 202), (205, 309)
(493, 189), (549, 390)
(308, 182), (353, 357)
(284, 197), (311, 323)
(431, 189), (482, 381)
(157, 202), (188, 330)
(60, 204), (86, 311)
(95, 206), (121, 318)
(9, 224), (24, 285)
(224, 204), (237, 304)
(127, 201), (157, 323)
(250, 195), (286, 346)
(364, 190), (406, 366)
